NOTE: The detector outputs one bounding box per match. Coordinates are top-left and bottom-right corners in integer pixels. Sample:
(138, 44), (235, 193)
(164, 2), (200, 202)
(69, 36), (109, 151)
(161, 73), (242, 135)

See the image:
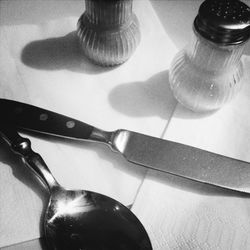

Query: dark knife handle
(0, 99), (94, 140)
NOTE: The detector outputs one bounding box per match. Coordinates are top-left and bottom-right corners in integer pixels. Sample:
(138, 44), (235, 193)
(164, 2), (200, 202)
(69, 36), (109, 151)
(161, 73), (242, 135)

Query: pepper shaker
(77, 0), (141, 66)
(169, 0), (250, 112)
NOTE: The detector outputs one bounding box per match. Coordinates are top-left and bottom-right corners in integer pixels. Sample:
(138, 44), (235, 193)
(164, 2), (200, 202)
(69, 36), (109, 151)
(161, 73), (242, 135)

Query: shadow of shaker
(108, 70), (177, 120)
(21, 31), (114, 75)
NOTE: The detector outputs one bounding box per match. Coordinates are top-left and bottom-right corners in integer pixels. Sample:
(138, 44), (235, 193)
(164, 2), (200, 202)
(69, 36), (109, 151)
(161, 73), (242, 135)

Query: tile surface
(0, 0), (177, 247)
(132, 1), (250, 250)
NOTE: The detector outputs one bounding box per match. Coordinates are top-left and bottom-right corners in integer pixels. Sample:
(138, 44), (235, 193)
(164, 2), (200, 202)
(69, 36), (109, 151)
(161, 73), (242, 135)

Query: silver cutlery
(1, 98), (250, 193)
(0, 122), (152, 250)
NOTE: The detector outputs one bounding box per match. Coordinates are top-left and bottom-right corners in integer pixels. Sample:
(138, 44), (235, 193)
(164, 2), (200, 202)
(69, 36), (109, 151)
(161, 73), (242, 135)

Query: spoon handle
(0, 123), (59, 191)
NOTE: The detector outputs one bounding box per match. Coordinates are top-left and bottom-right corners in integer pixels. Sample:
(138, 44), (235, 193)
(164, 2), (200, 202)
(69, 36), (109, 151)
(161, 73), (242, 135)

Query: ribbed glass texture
(169, 30), (246, 112)
(77, 0), (140, 66)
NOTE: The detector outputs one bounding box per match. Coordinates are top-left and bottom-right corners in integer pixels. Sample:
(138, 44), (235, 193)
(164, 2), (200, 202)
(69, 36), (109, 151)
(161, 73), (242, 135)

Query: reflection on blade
(113, 130), (250, 193)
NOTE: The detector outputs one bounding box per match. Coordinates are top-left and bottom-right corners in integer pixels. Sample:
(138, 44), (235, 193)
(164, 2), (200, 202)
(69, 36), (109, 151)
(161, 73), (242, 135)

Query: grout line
(131, 102), (178, 209)
(160, 102), (178, 139)
(130, 168), (149, 210)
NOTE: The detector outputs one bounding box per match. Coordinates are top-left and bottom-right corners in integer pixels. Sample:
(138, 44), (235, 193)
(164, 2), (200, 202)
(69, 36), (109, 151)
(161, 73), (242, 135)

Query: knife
(1, 98), (250, 193)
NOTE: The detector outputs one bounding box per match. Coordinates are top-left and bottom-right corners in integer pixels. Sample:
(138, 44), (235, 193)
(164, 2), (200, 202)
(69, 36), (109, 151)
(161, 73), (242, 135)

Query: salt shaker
(169, 0), (250, 112)
(77, 0), (141, 66)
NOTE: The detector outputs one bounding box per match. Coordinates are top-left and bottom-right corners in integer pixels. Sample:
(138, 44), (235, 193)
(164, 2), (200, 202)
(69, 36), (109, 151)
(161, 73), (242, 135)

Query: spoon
(0, 123), (152, 250)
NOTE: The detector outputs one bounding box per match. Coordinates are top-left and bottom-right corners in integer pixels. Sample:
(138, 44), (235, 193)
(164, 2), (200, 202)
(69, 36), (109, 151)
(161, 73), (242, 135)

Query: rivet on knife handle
(0, 99), (115, 146)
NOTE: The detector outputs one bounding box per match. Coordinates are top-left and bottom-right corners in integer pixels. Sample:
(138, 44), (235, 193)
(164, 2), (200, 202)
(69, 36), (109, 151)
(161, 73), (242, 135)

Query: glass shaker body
(77, 0), (141, 66)
(169, 29), (246, 112)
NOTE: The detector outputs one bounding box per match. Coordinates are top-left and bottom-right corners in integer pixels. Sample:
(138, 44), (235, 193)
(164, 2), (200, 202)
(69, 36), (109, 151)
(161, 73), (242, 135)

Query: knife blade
(1, 98), (250, 193)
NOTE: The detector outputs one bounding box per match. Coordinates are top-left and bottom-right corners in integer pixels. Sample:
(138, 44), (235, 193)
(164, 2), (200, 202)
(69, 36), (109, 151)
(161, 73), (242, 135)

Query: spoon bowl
(45, 187), (151, 250)
(0, 124), (152, 250)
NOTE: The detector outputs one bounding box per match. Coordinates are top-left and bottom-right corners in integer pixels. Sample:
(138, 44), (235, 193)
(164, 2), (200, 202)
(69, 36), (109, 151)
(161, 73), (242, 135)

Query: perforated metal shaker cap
(194, 0), (250, 45)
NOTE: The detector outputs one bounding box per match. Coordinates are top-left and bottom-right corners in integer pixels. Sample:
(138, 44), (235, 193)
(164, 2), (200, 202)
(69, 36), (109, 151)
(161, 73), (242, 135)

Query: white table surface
(0, 0), (177, 248)
(132, 1), (250, 250)
(1, 0), (250, 249)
